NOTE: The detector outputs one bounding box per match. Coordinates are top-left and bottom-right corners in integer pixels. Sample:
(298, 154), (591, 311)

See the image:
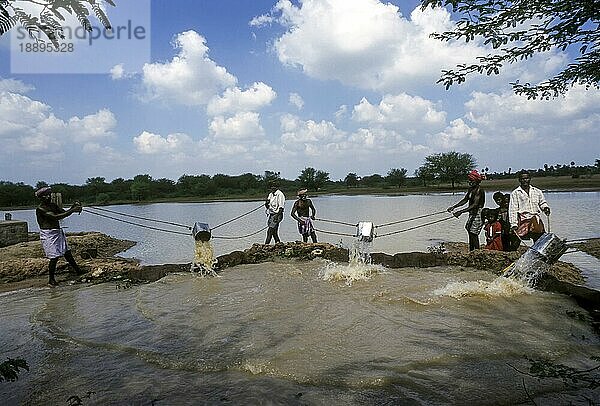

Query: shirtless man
(35, 186), (84, 286)
(447, 170), (486, 251)
(290, 189), (317, 243)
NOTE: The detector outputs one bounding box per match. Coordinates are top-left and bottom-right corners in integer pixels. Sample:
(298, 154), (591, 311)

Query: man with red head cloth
(447, 170), (486, 251)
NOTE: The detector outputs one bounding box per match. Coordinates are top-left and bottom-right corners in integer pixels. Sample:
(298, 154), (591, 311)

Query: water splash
(503, 249), (550, 287)
(319, 261), (385, 286)
(319, 242), (384, 286)
(190, 240), (218, 277)
(434, 277), (533, 299)
(353, 240), (373, 264)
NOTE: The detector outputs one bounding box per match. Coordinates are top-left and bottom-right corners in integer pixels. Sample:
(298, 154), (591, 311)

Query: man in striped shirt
(509, 171), (551, 242)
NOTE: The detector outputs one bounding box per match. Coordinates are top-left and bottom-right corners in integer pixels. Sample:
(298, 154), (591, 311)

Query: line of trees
(1, 156), (598, 208)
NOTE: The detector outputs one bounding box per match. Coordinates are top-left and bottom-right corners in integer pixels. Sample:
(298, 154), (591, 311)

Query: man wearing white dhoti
(35, 186), (84, 286)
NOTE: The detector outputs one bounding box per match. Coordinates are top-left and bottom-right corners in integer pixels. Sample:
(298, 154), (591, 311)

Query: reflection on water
(2, 260), (599, 404)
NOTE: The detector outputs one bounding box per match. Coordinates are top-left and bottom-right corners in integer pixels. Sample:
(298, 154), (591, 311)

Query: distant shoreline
(2, 175), (599, 211)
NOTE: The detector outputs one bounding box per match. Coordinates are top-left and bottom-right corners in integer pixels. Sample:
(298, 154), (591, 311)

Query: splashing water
(503, 250), (550, 287)
(354, 240), (372, 264)
(319, 241), (384, 286)
(319, 261), (385, 286)
(434, 276), (533, 299)
(191, 240), (218, 277)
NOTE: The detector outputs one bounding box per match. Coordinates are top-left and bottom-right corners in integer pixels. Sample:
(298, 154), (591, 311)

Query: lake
(2, 192), (599, 404)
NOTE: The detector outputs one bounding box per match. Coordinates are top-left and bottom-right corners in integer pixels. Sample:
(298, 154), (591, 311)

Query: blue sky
(0, 0), (598, 185)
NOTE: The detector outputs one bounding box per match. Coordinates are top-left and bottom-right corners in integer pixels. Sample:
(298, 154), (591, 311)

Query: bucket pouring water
(192, 222), (211, 242)
(529, 232), (567, 265)
(356, 222), (374, 243)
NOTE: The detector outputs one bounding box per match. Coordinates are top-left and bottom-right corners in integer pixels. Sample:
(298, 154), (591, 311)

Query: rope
(83, 209), (190, 236)
(376, 210), (447, 228)
(565, 237), (599, 243)
(211, 203), (265, 230)
(88, 206), (191, 229)
(376, 216), (455, 238)
(212, 226), (268, 240)
(314, 227), (356, 237)
(314, 217), (357, 228)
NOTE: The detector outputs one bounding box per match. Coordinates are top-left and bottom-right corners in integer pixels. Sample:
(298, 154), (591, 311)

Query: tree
(262, 171), (281, 187)
(361, 174), (385, 187)
(414, 167), (435, 187)
(344, 173), (359, 188)
(421, 0), (600, 99)
(387, 168), (408, 188)
(297, 167), (330, 191)
(418, 151), (477, 188)
(0, 0), (116, 47)
(130, 174), (152, 201)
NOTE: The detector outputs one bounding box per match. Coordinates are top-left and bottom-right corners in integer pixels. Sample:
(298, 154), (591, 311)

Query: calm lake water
(2, 192), (600, 404)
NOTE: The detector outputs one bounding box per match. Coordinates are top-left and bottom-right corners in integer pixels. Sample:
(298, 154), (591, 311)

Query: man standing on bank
(264, 181), (285, 244)
(291, 189), (317, 243)
(447, 170), (486, 251)
(35, 186), (84, 286)
(509, 170), (550, 243)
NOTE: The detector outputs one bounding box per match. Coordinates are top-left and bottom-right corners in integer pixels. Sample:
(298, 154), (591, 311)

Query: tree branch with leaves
(421, 0), (600, 99)
(0, 0), (115, 47)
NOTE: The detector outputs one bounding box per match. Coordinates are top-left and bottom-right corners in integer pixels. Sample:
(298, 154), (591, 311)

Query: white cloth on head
(267, 189), (285, 214)
(508, 185), (549, 228)
(39, 228), (68, 259)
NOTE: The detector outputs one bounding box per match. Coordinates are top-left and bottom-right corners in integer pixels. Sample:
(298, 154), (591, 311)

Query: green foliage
(0, 0), (116, 47)
(0, 357), (29, 382)
(344, 172), (359, 188)
(297, 167), (330, 191)
(0, 157), (598, 208)
(262, 170), (281, 187)
(418, 151), (476, 188)
(421, 0), (600, 99)
(0, 181), (35, 207)
(387, 168), (408, 188)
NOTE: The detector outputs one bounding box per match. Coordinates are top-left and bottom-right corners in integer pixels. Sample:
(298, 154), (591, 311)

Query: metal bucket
(192, 222), (211, 242)
(530, 232), (567, 265)
(356, 222), (374, 243)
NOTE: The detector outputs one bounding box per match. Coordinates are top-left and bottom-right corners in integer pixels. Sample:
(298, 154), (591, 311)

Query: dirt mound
(0, 232), (137, 284)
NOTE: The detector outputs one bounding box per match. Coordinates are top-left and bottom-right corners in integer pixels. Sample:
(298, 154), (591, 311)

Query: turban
(467, 170), (484, 182)
(297, 189), (308, 196)
(35, 186), (52, 197)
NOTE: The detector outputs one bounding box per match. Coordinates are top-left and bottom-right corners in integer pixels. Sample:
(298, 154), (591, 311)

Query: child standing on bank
(482, 208), (503, 251)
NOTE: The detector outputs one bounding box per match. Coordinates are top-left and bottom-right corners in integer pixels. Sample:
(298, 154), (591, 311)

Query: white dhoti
(39, 229), (68, 259)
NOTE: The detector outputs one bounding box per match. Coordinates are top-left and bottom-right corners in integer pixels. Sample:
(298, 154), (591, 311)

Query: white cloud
(0, 90), (115, 149)
(207, 82), (276, 116)
(67, 109), (117, 142)
(289, 92), (304, 110)
(261, 0), (481, 92)
(141, 30), (237, 106)
(0, 77), (35, 93)
(133, 131), (195, 154)
(279, 113), (425, 158)
(352, 93), (447, 133)
(209, 112), (265, 140)
(430, 118), (483, 149)
(110, 64), (126, 80)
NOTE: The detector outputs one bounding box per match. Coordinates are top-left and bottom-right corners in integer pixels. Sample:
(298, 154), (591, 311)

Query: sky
(0, 0), (598, 185)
